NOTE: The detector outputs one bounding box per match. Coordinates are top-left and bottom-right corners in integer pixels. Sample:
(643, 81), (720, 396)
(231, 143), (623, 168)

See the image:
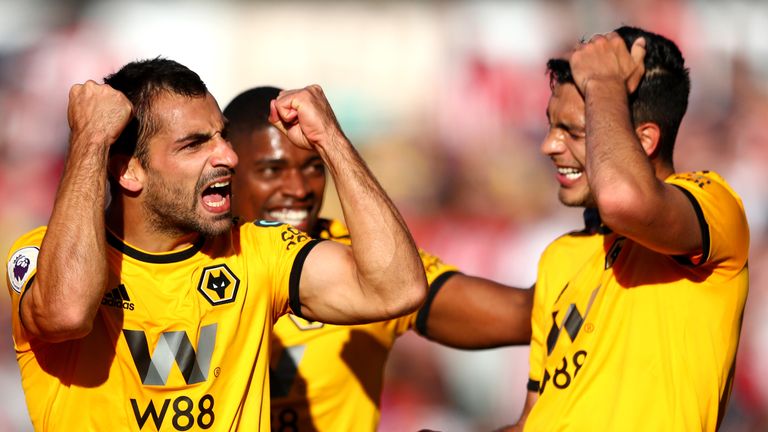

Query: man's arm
(21, 81), (132, 342)
(270, 85), (426, 324)
(571, 33), (702, 256)
(418, 275), (533, 349)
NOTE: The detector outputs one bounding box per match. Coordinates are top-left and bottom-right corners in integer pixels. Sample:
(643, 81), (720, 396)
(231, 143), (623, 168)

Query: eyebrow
(254, 157), (288, 165)
(175, 125), (228, 145)
(254, 155), (324, 166)
(176, 132), (213, 144)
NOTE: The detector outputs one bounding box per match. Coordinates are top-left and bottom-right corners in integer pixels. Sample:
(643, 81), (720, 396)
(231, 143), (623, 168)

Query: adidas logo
(102, 284), (135, 311)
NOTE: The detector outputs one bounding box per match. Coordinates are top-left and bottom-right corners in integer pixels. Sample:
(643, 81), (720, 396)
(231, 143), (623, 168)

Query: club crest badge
(7, 247), (39, 294)
(197, 264), (240, 306)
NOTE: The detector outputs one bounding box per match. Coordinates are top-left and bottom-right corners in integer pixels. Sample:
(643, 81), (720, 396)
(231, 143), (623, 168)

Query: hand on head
(568, 31), (646, 96)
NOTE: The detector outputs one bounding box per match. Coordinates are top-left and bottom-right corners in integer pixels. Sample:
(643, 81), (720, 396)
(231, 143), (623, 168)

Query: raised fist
(68, 80), (133, 147)
(268, 85), (346, 151)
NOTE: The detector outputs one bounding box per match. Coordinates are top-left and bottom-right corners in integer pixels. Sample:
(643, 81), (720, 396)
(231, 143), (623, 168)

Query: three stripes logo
(102, 284), (135, 311)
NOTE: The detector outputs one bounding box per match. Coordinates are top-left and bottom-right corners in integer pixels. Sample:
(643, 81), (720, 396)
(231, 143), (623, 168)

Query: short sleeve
(666, 171), (749, 268)
(408, 249), (461, 336)
(527, 286), (547, 391)
(244, 221), (323, 322)
(6, 226), (47, 345)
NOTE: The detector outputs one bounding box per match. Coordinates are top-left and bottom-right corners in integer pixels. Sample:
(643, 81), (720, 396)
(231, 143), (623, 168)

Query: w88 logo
(540, 350), (587, 394)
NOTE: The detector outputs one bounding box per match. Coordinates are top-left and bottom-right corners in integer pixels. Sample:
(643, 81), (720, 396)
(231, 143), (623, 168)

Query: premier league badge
(7, 247), (39, 294)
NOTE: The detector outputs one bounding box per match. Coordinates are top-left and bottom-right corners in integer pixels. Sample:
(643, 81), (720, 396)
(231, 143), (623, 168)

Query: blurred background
(1, 0), (766, 430)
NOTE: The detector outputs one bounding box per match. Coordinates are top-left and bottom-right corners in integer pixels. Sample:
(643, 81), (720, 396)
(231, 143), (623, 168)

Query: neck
(653, 158), (675, 181)
(106, 199), (201, 253)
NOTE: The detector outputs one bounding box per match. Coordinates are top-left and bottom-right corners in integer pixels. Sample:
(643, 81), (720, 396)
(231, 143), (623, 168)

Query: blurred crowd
(1, 0), (766, 431)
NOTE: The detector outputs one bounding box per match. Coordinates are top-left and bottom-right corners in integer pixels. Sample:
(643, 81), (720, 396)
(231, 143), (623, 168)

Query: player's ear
(635, 122), (661, 157)
(108, 155), (145, 193)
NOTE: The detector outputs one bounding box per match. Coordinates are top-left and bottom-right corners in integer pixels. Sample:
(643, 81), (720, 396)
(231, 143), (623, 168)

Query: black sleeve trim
(527, 379), (540, 392)
(18, 275), (35, 332)
(288, 239), (325, 319)
(671, 184), (710, 266)
(414, 270), (460, 336)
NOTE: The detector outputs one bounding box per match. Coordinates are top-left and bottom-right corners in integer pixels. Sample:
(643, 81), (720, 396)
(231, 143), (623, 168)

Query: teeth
(207, 199), (226, 208)
(212, 181), (229, 188)
(268, 209), (308, 226)
(558, 167), (582, 180)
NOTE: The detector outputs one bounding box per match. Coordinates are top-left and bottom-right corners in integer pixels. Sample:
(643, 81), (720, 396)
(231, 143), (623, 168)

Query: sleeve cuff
(527, 378), (540, 392)
(414, 270), (461, 336)
(288, 239), (325, 319)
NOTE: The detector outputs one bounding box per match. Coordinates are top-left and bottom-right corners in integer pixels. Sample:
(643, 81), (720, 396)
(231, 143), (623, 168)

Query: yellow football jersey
(270, 218), (459, 432)
(6, 219), (318, 431)
(525, 171), (749, 431)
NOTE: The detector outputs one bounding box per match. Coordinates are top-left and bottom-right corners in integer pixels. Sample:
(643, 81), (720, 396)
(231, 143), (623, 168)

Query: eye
(556, 123), (584, 141)
(181, 140), (205, 151)
(304, 161), (325, 177)
(256, 165), (281, 179)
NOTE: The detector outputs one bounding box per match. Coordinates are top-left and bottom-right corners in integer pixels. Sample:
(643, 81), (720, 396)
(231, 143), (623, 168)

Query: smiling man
(504, 26), (749, 431)
(224, 86), (535, 431)
(228, 115), (325, 233)
(4, 58), (427, 431)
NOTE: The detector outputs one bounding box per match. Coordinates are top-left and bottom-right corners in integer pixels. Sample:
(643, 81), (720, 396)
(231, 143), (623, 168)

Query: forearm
(317, 136), (426, 315)
(427, 309), (531, 349)
(584, 80), (661, 227)
(26, 138), (111, 341)
(423, 276), (532, 349)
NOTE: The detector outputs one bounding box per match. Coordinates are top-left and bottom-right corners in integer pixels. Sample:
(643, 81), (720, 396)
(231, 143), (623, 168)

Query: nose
(540, 129), (566, 157)
(210, 135), (239, 169)
(282, 168), (309, 199)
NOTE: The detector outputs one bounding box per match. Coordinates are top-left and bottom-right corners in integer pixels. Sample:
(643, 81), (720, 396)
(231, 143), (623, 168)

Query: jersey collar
(106, 230), (206, 264)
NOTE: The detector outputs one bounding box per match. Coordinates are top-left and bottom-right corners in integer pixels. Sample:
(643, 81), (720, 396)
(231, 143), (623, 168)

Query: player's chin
(200, 213), (234, 236)
(558, 189), (590, 208)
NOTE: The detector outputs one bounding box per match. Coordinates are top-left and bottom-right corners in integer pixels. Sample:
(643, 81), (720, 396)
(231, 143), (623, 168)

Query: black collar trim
(106, 230), (206, 264)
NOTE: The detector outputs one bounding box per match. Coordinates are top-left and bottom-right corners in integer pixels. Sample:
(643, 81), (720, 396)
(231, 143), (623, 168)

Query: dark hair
(222, 86), (282, 140)
(103, 57), (208, 165)
(546, 26), (691, 163)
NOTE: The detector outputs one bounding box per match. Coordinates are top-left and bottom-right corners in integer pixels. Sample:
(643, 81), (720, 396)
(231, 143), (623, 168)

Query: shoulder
(6, 226), (47, 264)
(666, 171), (744, 208)
(238, 218), (297, 239)
(237, 218), (316, 255)
(667, 170), (749, 266)
(542, 229), (600, 258)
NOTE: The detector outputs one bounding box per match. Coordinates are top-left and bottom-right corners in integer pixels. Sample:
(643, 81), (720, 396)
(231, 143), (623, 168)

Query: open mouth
(201, 180), (231, 212)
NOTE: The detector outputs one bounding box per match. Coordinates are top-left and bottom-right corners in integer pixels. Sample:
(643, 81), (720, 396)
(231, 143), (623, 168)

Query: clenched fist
(569, 32), (646, 96)
(268, 85), (347, 151)
(68, 80), (133, 148)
